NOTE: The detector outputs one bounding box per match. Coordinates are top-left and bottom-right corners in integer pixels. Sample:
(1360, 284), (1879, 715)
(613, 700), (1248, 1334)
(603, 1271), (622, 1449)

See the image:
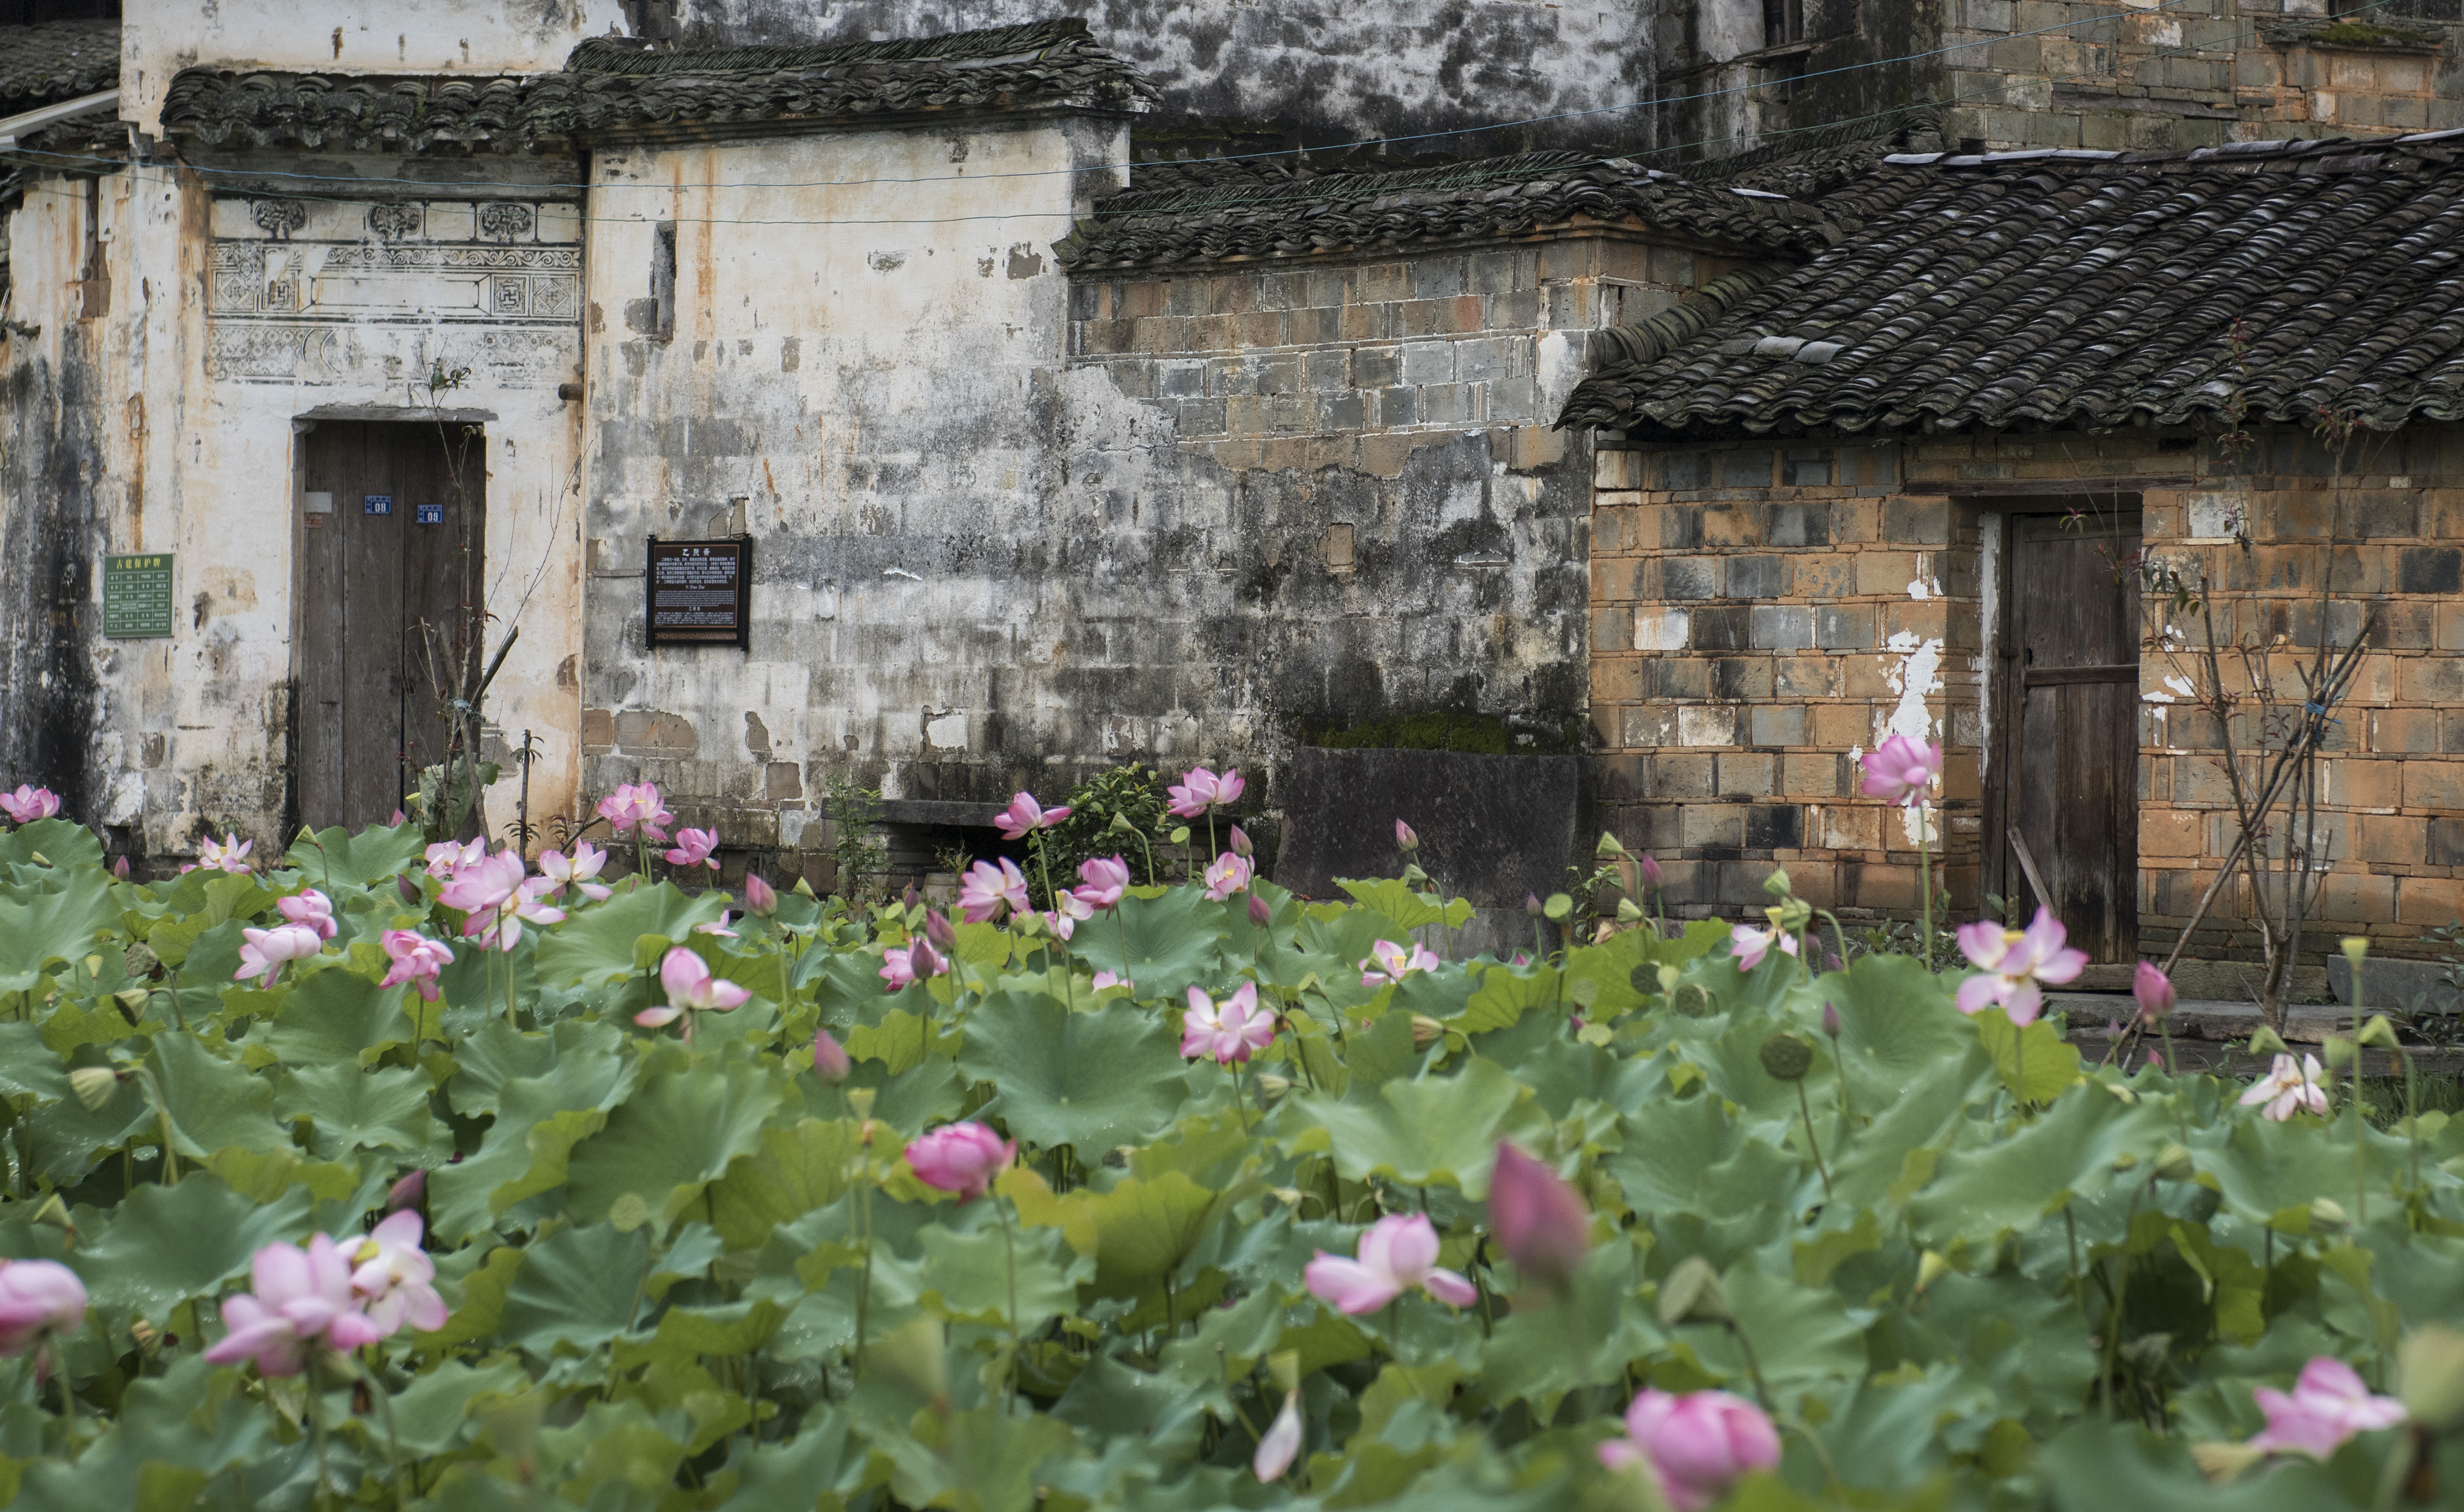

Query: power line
(13, 0), (2219, 200)
(3, 0), (2413, 232)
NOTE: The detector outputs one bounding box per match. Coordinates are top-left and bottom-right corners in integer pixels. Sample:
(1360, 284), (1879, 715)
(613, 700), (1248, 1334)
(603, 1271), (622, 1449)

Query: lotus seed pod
(1758, 1032), (1814, 1083)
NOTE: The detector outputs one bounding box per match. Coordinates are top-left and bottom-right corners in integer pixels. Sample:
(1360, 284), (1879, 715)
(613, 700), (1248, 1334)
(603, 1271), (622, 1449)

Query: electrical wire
(1, 0), (2419, 230)
(8, 0), (2234, 199)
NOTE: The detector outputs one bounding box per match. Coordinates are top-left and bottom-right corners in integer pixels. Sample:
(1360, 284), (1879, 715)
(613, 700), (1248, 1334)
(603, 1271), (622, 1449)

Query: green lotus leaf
(285, 821), (427, 890)
(498, 1222), (653, 1356)
(149, 1029), (287, 1160)
(428, 1036), (637, 1242)
(275, 1061), (435, 1158)
(1070, 886), (1229, 1004)
(706, 1118), (863, 1250)
(0, 867), (123, 996)
(72, 1175), (315, 1324)
(1287, 1054), (1545, 1200)
(532, 881), (727, 989)
(564, 1050), (787, 1228)
(958, 994), (1188, 1153)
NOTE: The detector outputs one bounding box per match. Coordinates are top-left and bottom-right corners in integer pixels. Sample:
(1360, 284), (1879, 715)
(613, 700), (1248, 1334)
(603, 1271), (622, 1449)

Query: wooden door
(297, 422), (484, 831)
(1988, 510), (2141, 963)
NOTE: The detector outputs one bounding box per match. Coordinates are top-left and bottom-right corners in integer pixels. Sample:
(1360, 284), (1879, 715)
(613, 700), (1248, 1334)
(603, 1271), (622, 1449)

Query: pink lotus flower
(744, 873), (778, 916)
(276, 888), (338, 941)
(203, 1234), (384, 1377)
(538, 842), (613, 902)
(665, 827), (719, 871)
(1230, 825), (1254, 858)
(1730, 924), (1799, 973)
(2133, 960), (2176, 1022)
(1254, 1390), (1304, 1483)
(879, 941), (949, 990)
(994, 792), (1071, 841)
(385, 1170), (426, 1214)
(1597, 1389), (1782, 1512)
(1638, 852), (1664, 887)
(1857, 734), (1941, 806)
(1182, 981), (1277, 1064)
(389, 809), (408, 827)
(1394, 818), (1418, 852)
(423, 838), (484, 879)
(190, 832), (253, 875)
(0, 1260), (86, 1354)
(1303, 1213), (1477, 1315)
(597, 782), (673, 842)
(347, 1211), (447, 1336)
(1041, 901), (1085, 940)
(0, 785), (60, 824)
(1203, 850), (1253, 901)
(1166, 766), (1243, 820)
(1073, 855), (1130, 911)
(1092, 970), (1132, 993)
(1248, 894), (1273, 928)
(2240, 1052), (2329, 1121)
(439, 850), (568, 953)
(235, 922), (325, 986)
(1490, 1143), (1590, 1291)
(812, 1027), (851, 1084)
(1953, 906), (2087, 1026)
(378, 930), (454, 1001)
(1360, 938), (1440, 989)
(635, 947), (751, 1040)
(905, 1121), (1014, 1200)
(694, 909), (739, 938)
(958, 858), (1030, 924)
(2248, 1356), (2407, 1458)
(112, 855), (129, 879)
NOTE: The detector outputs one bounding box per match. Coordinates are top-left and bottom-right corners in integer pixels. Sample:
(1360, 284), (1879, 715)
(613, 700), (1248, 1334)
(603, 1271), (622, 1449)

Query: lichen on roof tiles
(1559, 138), (2464, 439)
(0, 19), (120, 117)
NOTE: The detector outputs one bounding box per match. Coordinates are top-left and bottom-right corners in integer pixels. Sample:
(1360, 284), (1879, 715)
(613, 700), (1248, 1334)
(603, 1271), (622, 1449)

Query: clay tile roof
(0, 19), (120, 117)
(158, 18), (1154, 153)
(1056, 150), (1849, 270)
(1559, 136), (2464, 438)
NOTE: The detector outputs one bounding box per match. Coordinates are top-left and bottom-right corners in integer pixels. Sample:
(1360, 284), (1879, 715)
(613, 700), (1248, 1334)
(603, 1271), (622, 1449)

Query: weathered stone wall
(1590, 424), (2464, 960)
(1658, 0), (2464, 164)
(578, 115), (1721, 877)
(677, 0), (1658, 154)
(0, 152), (589, 859)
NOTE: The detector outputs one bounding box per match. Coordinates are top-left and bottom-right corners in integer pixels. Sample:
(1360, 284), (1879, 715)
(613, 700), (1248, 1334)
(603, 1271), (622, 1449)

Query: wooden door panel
(1994, 512), (2142, 963)
(296, 422), (484, 832)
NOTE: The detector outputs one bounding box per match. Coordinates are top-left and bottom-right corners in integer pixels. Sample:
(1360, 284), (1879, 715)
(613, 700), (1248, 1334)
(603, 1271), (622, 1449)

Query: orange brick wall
(1590, 423), (2464, 961)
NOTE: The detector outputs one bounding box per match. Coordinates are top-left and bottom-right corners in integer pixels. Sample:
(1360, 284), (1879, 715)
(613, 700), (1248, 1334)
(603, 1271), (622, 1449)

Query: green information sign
(103, 554), (174, 639)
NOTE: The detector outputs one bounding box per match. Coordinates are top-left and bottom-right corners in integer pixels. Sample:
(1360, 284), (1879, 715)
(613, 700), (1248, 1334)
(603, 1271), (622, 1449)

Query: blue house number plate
(415, 504), (444, 525)
(363, 494), (393, 516)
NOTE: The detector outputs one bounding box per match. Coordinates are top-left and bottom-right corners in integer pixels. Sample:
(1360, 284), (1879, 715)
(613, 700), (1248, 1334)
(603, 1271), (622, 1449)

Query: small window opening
(650, 221), (677, 341)
(1763, 0), (1805, 48)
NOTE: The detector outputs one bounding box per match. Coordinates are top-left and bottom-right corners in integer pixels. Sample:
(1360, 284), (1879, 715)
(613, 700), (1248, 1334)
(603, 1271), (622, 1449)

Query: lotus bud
(396, 872), (423, 906)
(1595, 830), (1625, 859)
(1490, 1142), (1591, 1292)
(903, 883), (922, 910)
(1656, 1254), (1729, 1325)
(68, 1066), (119, 1112)
(385, 1169), (427, 1213)
(1409, 1014), (1445, 1048)
(1253, 1073), (1291, 1104)
(112, 855), (130, 879)
(2131, 961), (2175, 1023)
(925, 909), (957, 953)
(1229, 825), (1253, 859)
(2398, 1324), (2464, 1433)
(1915, 1250), (1953, 1293)
(1758, 1032), (1814, 1083)
(812, 1027), (851, 1084)
(1638, 852), (1663, 887)
(744, 873), (778, 917)
(909, 935), (941, 980)
(1252, 1390), (1304, 1483)
(1526, 893), (1543, 918)
(1822, 1001), (1841, 1038)
(1247, 894), (1272, 928)
(2308, 1196), (2349, 1231)
(1394, 819), (1418, 853)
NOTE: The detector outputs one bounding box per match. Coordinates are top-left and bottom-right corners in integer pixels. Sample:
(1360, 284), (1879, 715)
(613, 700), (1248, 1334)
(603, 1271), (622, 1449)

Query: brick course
(1592, 425), (2464, 958)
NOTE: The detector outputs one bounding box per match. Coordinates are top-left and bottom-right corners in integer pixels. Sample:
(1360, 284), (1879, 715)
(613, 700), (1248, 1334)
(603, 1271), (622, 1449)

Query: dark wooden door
(297, 422), (483, 831)
(1989, 510), (2141, 963)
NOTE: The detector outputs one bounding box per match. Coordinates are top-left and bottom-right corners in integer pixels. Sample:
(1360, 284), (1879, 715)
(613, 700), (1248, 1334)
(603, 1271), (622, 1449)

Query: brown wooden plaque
(646, 536), (752, 648)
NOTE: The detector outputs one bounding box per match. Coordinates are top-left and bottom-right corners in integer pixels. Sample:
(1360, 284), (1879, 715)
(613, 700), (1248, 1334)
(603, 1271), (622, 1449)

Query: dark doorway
(1986, 507), (2142, 964)
(296, 421), (484, 831)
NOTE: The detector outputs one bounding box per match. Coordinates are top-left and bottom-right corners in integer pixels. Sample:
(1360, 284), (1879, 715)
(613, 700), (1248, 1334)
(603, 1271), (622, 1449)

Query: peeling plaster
(1881, 629), (1944, 846)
